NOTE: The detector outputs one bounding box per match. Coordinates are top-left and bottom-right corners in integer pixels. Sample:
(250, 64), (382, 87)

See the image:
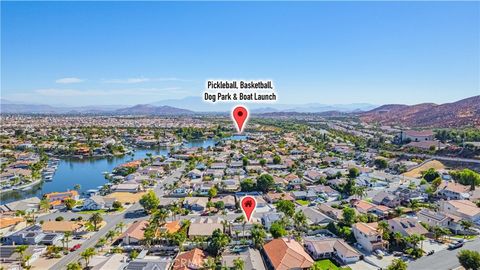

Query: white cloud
(102, 77), (184, 84)
(55, 77), (84, 84)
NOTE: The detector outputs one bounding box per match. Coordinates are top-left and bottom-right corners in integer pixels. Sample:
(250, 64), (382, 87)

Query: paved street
(408, 238), (480, 270)
(51, 165), (184, 269)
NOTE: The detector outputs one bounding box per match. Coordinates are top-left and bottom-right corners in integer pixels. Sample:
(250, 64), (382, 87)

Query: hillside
(115, 104), (194, 115)
(359, 96), (480, 128)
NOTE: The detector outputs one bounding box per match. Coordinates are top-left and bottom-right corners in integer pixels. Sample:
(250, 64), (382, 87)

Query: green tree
(64, 198), (76, 210)
(240, 178), (256, 192)
(270, 221), (286, 238)
(273, 155), (281, 165)
(349, 167), (360, 178)
(207, 229), (229, 256)
(451, 169), (480, 191)
(66, 262), (82, 270)
(386, 258), (408, 270)
(276, 200), (295, 217)
(89, 213), (103, 231)
(342, 207), (356, 226)
(64, 231), (72, 250)
(233, 257), (245, 270)
(422, 168), (440, 182)
(39, 199), (50, 212)
(208, 186), (218, 199)
(293, 210), (307, 231)
(457, 250), (480, 270)
(256, 174), (274, 193)
(80, 247), (96, 267)
(139, 190), (160, 213)
(251, 224), (266, 249)
(374, 158), (388, 169)
(130, 250), (139, 259)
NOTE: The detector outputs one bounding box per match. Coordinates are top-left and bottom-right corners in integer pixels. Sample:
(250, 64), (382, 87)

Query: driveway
(408, 238), (480, 270)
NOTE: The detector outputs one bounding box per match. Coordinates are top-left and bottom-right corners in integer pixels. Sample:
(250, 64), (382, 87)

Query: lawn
(296, 199), (309, 206)
(312, 260), (352, 270)
(78, 209), (107, 214)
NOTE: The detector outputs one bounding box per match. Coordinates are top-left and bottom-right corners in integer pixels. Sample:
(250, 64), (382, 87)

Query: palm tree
(153, 208), (169, 226)
(80, 247), (96, 267)
(293, 211), (307, 232)
(116, 222), (125, 233)
(106, 230), (116, 243)
(378, 221), (389, 240)
(460, 220), (473, 237)
(89, 213), (103, 231)
(14, 245), (28, 259)
(233, 257), (245, 270)
(393, 232), (404, 247)
(64, 231), (72, 250)
(354, 186), (367, 199)
(203, 257), (216, 270)
(66, 262), (82, 270)
(251, 224), (266, 249)
(39, 198), (50, 212)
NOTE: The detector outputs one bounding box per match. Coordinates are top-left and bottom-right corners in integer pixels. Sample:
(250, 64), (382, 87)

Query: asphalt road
(51, 164), (184, 269)
(408, 238), (480, 270)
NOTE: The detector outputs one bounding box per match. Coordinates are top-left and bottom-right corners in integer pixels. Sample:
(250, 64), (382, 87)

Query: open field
(402, 160), (446, 178)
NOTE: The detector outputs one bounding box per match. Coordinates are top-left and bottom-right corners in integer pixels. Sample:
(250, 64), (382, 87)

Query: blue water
(0, 138), (225, 204)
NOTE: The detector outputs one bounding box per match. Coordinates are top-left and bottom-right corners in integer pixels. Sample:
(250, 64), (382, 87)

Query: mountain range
(1, 95), (478, 128)
(358, 95), (479, 128)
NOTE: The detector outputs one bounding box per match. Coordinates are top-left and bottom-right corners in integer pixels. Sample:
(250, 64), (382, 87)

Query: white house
(352, 222), (386, 252)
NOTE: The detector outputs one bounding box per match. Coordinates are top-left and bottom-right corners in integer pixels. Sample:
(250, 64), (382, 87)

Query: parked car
(374, 249), (384, 258)
(448, 240), (464, 250)
(70, 244), (81, 252)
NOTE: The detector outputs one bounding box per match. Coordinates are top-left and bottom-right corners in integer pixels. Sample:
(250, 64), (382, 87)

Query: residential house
(82, 195), (116, 210)
(211, 195), (236, 209)
(172, 248), (208, 270)
(387, 217), (428, 237)
(439, 200), (480, 224)
(352, 222), (386, 252)
(42, 221), (84, 234)
(111, 183), (142, 193)
(318, 204), (343, 221)
(437, 181), (471, 200)
(0, 246), (45, 267)
(0, 197), (40, 213)
(183, 197), (208, 211)
(187, 169), (203, 179)
(372, 192), (401, 208)
(222, 248), (266, 270)
(261, 213), (282, 230)
(304, 238), (360, 264)
(44, 191), (79, 209)
(263, 238), (314, 270)
(120, 220), (148, 245)
(299, 207), (333, 226)
(188, 217), (224, 238)
(264, 192), (294, 204)
(400, 130), (434, 142)
(417, 209), (463, 233)
(125, 258), (172, 270)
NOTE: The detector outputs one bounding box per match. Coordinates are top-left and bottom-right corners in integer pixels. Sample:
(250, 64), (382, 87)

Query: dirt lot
(402, 160), (445, 178)
(105, 192), (146, 204)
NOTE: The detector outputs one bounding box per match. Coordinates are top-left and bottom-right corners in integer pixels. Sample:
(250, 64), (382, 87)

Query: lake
(0, 136), (246, 204)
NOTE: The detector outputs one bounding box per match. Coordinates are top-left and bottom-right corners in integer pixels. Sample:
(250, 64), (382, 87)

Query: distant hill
(151, 96), (376, 113)
(115, 104), (194, 115)
(359, 96), (480, 128)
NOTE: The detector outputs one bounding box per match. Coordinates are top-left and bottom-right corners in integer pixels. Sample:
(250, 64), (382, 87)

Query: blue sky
(1, 1), (479, 106)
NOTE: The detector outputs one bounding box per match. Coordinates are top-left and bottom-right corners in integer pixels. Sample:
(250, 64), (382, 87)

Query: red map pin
(232, 106), (248, 133)
(240, 196), (256, 222)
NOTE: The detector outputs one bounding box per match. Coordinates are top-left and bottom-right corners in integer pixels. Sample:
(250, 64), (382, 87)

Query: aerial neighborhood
(0, 111), (479, 270)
